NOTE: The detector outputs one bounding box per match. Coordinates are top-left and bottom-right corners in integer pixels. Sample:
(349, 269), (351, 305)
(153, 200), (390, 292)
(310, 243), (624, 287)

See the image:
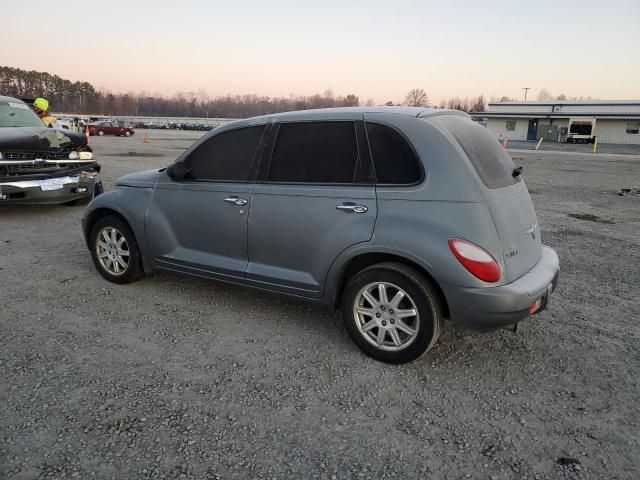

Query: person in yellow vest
(33, 97), (57, 127)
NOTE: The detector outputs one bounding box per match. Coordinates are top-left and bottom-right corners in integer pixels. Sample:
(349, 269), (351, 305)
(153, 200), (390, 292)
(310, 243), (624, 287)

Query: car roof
(269, 106), (464, 120)
(224, 106), (468, 129)
(0, 95), (25, 103)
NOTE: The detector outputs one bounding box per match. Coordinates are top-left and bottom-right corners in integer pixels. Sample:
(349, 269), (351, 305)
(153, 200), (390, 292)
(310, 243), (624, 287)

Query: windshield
(0, 101), (45, 128)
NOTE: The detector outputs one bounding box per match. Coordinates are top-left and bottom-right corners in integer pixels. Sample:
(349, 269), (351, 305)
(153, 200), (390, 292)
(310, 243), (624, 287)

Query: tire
(89, 215), (142, 284)
(342, 262), (442, 364)
(98, 130), (105, 136)
(124, 131), (131, 137)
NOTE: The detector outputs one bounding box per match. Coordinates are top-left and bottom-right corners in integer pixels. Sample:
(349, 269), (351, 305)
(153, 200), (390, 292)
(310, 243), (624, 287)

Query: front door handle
(224, 197), (248, 206)
(337, 204), (368, 214)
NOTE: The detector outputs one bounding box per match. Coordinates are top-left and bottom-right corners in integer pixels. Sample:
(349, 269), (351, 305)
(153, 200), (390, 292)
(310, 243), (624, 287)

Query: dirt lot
(1, 130), (639, 480)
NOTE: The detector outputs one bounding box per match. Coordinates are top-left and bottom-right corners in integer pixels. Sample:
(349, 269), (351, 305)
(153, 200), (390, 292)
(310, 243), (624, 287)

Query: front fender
(82, 187), (155, 272)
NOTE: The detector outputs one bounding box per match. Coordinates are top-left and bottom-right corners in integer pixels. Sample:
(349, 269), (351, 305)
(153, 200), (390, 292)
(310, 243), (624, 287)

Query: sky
(2, 0), (639, 104)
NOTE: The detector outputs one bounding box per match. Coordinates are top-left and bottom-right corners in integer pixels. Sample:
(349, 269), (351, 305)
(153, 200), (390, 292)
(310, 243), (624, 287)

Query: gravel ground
(1, 130), (639, 480)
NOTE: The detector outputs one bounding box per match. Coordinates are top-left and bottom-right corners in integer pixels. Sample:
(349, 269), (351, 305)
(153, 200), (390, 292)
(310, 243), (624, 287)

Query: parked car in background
(88, 120), (135, 137)
(0, 95), (101, 204)
(82, 107), (559, 363)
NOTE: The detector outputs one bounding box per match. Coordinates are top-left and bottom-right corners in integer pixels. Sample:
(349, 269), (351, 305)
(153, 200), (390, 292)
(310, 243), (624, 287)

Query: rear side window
(188, 126), (264, 181)
(268, 122), (358, 183)
(366, 123), (422, 184)
(443, 116), (521, 189)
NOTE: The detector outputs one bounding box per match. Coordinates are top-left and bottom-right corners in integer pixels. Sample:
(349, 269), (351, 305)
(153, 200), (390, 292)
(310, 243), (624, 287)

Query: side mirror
(166, 162), (188, 180)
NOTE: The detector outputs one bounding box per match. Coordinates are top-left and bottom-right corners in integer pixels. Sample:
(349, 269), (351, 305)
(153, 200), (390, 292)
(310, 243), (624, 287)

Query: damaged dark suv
(0, 95), (100, 204)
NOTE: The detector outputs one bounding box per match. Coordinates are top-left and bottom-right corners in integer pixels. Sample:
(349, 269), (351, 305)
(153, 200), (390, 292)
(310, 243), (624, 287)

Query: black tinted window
(268, 122), (358, 183)
(443, 116), (521, 189)
(188, 126), (264, 181)
(366, 123), (422, 184)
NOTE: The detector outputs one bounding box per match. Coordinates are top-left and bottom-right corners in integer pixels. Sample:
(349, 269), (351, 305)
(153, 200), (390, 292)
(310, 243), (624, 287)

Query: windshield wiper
(512, 166), (523, 178)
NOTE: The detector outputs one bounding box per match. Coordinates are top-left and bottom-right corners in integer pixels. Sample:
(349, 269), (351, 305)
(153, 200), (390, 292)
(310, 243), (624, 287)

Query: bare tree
(405, 88), (429, 107)
(342, 94), (360, 107)
(471, 94), (486, 112)
(556, 93), (567, 101)
(537, 88), (554, 101)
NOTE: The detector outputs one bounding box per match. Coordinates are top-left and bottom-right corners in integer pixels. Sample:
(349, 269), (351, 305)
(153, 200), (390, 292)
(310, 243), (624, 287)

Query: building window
(626, 122), (640, 134)
(505, 120), (516, 131)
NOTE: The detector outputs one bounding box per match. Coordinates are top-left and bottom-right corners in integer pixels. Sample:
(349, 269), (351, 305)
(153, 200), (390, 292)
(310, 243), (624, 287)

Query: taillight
(448, 238), (501, 283)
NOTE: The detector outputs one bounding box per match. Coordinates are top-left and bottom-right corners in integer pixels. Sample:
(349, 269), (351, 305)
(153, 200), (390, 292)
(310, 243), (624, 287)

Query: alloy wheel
(353, 282), (420, 351)
(96, 226), (130, 276)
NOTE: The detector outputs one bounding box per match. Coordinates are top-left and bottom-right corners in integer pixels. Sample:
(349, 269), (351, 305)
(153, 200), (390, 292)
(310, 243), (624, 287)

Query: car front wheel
(89, 215), (142, 284)
(342, 262), (442, 364)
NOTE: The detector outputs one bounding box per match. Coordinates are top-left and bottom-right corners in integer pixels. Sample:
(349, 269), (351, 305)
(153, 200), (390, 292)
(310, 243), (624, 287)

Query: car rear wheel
(342, 262), (442, 364)
(124, 131), (131, 137)
(89, 215), (142, 284)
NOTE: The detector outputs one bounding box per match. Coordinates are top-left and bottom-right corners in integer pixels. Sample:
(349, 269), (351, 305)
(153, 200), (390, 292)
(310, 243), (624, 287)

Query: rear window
(442, 116), (521, 189)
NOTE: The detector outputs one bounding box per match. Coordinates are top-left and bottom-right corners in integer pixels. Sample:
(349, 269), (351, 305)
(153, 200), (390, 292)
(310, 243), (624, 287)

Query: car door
(107, 122), (119, 135)
(247, 120), (377, 298)
(145, 124), (266, 283)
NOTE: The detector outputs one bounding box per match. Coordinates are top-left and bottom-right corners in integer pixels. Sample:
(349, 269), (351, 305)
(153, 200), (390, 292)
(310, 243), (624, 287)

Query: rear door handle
(337, 204), (368, 214)
(224, 197), (248, 206)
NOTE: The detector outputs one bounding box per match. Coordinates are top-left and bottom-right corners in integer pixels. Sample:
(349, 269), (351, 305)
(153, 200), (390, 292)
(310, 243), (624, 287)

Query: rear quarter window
(366, 122), (422, 185)
(442, 116), (521, 189)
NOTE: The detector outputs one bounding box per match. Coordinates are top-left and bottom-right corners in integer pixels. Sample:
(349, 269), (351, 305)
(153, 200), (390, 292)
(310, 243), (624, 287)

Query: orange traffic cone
(143, 132), (150, 143)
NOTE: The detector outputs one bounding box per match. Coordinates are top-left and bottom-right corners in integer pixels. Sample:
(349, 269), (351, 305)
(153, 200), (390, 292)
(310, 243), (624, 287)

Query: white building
(472, 100), (640, 145)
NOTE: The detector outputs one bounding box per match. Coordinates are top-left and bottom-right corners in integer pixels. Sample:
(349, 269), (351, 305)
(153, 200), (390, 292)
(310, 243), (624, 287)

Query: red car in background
(88, 121), (135, 137)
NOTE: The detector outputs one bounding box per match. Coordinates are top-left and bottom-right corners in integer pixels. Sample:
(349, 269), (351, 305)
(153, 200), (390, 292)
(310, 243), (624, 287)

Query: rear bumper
(442, 245), (560, 330)
(0, 172), (98, 205)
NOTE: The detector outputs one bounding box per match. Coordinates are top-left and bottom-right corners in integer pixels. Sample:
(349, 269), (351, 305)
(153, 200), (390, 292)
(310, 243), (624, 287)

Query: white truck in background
(567, 117), (596, 143)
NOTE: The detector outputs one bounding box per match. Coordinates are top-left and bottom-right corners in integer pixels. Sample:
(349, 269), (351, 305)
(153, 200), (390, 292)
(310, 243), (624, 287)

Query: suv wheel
(89, 215), (142, 284)
(342, 262), (442, 363)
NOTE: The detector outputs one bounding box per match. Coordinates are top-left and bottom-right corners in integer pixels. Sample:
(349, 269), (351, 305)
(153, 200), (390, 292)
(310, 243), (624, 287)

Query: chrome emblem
(524, 223), (537, 240)
(504, 248), (518, 258)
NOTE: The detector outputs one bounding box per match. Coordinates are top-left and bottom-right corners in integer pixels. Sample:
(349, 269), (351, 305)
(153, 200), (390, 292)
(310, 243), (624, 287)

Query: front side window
(366, 122), (422, 185)
(505, 120), (516, 131)
(268, 122), (358, 183)
(187, 126), (264, 181)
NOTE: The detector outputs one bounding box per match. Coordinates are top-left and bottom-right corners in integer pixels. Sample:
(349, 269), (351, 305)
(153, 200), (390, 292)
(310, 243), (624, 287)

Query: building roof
(488, 100), (640, 107)
(472, 100), (640, 119)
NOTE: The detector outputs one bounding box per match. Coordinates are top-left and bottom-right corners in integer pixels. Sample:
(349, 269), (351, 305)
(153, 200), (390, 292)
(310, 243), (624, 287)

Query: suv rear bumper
(442, 245), (560, 330)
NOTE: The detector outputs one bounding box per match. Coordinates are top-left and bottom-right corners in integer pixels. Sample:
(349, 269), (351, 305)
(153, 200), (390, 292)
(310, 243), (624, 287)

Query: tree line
(8, 66), (588, 118)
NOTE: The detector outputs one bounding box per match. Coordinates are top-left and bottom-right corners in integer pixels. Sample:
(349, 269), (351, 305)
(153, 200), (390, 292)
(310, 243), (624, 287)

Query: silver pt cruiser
(82, 107), (559, 363)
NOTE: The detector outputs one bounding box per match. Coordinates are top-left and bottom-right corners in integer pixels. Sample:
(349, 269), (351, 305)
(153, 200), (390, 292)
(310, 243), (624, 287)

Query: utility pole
(523, 87), (531, 102)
